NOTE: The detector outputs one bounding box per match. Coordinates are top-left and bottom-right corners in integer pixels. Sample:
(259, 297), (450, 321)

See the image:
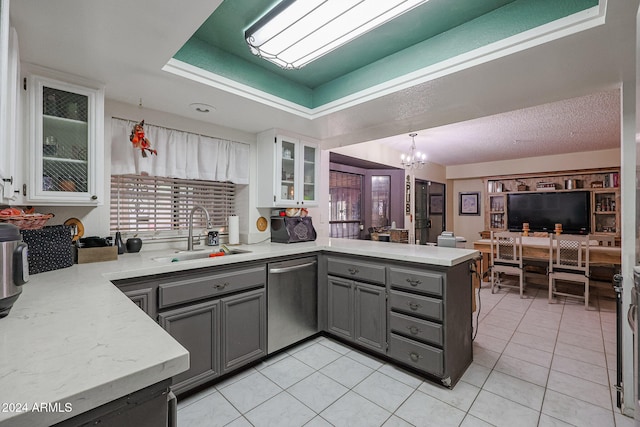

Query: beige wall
(446, 148), (620, 180)
(451, 178), (485, 248)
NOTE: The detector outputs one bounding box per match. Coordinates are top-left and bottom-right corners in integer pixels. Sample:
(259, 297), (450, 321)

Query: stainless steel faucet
(187, 206), (212, 251)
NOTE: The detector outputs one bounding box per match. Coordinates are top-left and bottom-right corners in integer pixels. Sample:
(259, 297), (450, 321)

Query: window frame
(110, 174), (235, 239)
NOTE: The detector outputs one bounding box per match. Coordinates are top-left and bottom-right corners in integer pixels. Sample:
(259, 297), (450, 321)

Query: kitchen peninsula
(0, 238), (477, 427)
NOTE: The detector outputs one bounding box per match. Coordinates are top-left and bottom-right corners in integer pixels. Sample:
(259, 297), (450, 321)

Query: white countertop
(0, 238), (477, 426)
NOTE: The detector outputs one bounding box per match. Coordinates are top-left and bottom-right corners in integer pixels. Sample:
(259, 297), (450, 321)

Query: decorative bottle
(115, 232), (125, 254)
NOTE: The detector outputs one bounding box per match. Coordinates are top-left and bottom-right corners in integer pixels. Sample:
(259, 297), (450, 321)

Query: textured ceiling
(375, 89), (620, 166)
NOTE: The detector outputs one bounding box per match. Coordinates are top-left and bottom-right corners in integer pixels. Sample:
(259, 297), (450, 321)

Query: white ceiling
(9, 0), (638, 166)
(377, 89), (621, 166)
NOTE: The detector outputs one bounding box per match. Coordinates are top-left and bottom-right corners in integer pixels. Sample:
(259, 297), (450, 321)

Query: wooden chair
(590, 234), (618, 279)
(490, 231), (525, 297)
(593, 235), (615, 247)
(548, 234), (590, 309)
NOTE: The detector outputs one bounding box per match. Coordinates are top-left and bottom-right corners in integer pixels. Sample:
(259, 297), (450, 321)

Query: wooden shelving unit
(483, 168), (620, 240)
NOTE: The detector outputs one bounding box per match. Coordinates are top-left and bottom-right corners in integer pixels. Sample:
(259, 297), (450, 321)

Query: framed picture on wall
(429, 194), (443, 214)
(459, 192), (480, 215)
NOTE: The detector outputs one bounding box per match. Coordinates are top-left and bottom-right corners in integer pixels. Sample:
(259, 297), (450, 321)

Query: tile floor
(177, 282), (635, 426)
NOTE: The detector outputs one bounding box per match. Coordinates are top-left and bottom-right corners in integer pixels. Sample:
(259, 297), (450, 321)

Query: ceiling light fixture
(401, 133), (426, 170)
(245, 0), (429, 70)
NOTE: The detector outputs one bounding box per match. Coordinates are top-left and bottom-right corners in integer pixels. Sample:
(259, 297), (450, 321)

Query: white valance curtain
(110, 118), (249, 184)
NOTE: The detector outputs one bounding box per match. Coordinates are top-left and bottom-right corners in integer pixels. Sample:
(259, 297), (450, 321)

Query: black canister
(207, 231), (219, 246)
(126, 238), (143, 253)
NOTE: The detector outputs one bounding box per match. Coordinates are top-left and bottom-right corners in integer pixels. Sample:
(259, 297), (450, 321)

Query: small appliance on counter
(437, 231), (467, 248)
(0, 223), (29, 318)
(270, 216), (317, 243)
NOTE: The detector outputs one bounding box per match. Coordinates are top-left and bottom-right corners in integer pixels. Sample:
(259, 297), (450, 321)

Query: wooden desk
(473, 237), (621, 302)
(473, 237), (621, 266)
(474, 237), (621, 288)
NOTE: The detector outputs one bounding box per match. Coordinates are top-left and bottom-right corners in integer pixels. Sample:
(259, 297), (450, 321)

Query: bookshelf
(483, 168), (620, 240)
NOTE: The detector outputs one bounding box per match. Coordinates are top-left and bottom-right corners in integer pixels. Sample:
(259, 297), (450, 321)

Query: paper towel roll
(228, 215), (239, 245)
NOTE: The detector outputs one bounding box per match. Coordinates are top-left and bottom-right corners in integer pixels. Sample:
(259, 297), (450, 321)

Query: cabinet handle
(348, 268), (359, 275)
(409, 352), (422, 362)
(91, 195), (98, 200)
(408, 325), (421, 335)
(213, 282), (228, 290)
(406, 278), (422, 286)
(408, 301), (421, 311)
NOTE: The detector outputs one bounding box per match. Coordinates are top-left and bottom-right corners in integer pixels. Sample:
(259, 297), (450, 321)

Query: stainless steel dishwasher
(267, 256), (318, 353)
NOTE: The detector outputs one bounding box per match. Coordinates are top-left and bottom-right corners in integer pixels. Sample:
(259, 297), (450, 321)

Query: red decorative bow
(129, 120), (157, 157)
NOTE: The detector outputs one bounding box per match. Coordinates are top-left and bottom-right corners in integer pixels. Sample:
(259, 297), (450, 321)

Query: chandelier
(400, 133), (426, 169)
(245, 0), (429, 70)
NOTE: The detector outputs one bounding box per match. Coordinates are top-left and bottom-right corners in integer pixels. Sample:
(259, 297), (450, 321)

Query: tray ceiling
(172, 0), (598, 110)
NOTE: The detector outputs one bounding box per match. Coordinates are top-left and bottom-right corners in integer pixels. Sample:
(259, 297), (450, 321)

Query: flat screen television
(507, 191), (590, 234)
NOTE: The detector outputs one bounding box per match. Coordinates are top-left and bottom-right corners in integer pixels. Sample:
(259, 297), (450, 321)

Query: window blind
(110, 174), (235, 236)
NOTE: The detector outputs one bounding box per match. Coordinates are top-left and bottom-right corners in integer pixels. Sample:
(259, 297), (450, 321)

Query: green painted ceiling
(173, 0), (598, 109)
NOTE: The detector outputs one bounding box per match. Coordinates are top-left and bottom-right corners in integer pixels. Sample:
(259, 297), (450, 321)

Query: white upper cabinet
(24, 69), (104, 205)
(257, 130), (319, 208)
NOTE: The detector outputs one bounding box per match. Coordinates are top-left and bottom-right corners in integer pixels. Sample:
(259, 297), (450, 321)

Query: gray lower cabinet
(115, 253), (471, 393)
(115, 263), (267, 396)
(53, 380), (173, 427)
(327, 274), (386, 353)
(221, 289), (267, 373)
(114, 278), (158, 320)
(159, 287), (267, 394)
(324, 254), (472, 388)
(124, 287), (155, 317)
(158, 300), (220, 394)
(327, 276), (354, 340)
(354, 281), (387, 352)
(387, 262), (472, 387)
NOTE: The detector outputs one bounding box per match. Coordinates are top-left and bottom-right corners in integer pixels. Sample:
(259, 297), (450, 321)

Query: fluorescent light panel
(245, 0), (429, 69)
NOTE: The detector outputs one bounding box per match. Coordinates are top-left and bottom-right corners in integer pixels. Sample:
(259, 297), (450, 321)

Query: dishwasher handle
(269, 260), (317, 274)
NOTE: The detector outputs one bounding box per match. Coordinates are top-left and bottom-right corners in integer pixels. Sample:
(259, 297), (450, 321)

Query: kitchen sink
(151, 248), (252, 263)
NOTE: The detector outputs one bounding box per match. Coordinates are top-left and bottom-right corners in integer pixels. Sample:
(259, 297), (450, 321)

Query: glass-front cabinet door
(301, 142), (317, 205)
(274, 136), (318, 207)
(277, 136), (297, 204)
(28, 74), (104, 205)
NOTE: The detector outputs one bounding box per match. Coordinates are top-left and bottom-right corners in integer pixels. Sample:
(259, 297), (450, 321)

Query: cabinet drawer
(159, 265), (266, 308)
(389, 267), (443, 296)
(389, 289), (443, 322)
(390, 312), (443, 347)
(327, 257), (385, 285)
(389, 333), (443, 377)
